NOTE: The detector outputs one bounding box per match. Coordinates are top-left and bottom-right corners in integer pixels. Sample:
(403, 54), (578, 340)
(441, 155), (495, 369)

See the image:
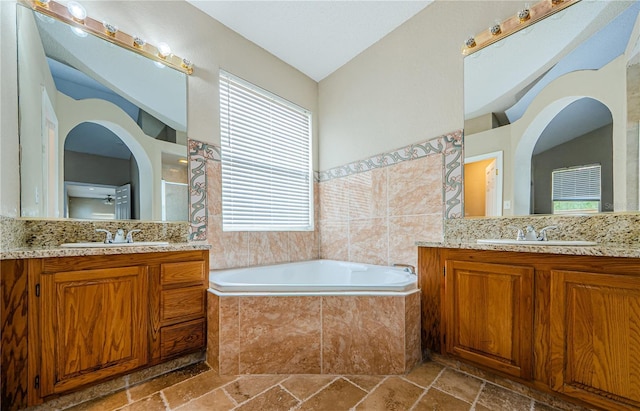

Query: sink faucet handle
(537, 225), (558, 241)
(125, 229), (141, 243)
(95, 229), (113, 244)
(507, 225), (525, 241)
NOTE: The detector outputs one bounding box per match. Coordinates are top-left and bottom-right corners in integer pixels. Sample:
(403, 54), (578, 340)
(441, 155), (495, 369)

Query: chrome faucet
(114, 229), (126, 243)
(393, 263), (416, 275)
(96, 229), (113, 244)
(524, 225), (538, 241)
(510, 225), (558, 241)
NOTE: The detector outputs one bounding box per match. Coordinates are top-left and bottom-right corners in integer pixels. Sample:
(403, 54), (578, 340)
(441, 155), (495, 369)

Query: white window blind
(219, 70), (313, 231)
(552, 164), (601, 201)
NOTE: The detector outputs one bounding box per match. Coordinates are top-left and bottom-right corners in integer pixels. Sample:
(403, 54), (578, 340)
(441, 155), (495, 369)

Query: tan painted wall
(464, 159), (493, 217)
(317, 1), (519, 171)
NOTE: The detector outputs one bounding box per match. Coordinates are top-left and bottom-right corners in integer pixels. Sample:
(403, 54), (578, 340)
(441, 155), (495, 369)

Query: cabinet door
(445, 260), (534, 379)
(40, 266), (148, 396)
(550, 270), (640, 410)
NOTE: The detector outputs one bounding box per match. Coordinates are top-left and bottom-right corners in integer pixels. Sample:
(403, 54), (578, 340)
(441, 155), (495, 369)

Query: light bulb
(157, 42), (171, 58)
(67, 1), (87, 22)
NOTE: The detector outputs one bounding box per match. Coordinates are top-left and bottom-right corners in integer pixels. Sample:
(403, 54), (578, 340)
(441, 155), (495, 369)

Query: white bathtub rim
(207, 287), (420, 297)
(209, 259), (417, 294)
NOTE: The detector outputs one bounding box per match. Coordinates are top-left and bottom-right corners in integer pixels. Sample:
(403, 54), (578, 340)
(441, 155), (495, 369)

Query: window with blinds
(219, 71), (313, 231)
(551, 164), (601, 214)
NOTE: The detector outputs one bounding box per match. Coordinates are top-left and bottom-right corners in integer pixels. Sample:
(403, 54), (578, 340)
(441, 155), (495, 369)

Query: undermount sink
(60, 241), (170, 248)
(477, 239), (597, 246)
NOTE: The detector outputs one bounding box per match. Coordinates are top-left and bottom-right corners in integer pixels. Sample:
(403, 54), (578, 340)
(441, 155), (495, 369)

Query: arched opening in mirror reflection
(531, 98), (613, 215)
(63, 121), (143, 220)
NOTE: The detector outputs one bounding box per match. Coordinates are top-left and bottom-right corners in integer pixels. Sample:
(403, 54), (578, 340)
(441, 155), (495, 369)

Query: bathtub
(207, 260), (421, 375)
(208, 259), (417, 295)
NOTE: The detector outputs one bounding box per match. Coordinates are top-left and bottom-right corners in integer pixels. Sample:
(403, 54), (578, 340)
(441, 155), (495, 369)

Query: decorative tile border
(443, 131), (464, 219)
(318, 130), (464, 219)
(188, 129), (464, 240)
(188, 140), (219, 241)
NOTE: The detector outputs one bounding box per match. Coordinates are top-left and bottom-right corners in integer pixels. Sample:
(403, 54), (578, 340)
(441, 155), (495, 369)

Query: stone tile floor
(64, 361), (593, 411)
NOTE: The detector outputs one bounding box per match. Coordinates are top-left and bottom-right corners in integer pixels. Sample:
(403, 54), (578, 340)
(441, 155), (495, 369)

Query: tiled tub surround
(207, 291), (421, 376)
(188, 140), (319, 269)
(318, 130), (463, 269)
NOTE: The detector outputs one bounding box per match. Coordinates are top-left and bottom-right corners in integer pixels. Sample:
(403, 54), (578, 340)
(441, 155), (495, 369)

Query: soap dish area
(477, 239), (597, 246)
(60, 241), (170, 248)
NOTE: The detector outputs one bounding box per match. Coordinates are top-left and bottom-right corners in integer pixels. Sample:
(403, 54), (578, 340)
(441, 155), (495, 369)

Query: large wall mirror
(17, 4), (189, 221)
(463, 0), (640, 217)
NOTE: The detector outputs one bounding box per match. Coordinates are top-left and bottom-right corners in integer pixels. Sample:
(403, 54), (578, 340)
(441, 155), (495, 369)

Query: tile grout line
(220, 385), (239, 407)
(405, 366), (447, 411)
(159, 391), (170, 411)
(320, 297), (324, 374)
(448, 364), (550, 407)
(277, 382), (302, 403)
(293, 375), (341, 406)
(350, 375), (389, 410)
(470, 380), (486, 410)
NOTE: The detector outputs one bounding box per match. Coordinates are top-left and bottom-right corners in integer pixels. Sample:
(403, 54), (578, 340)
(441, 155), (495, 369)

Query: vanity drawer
(160, 318), (206, 359)
(161, 287), (205, 323)
(161, 261), (205, 287)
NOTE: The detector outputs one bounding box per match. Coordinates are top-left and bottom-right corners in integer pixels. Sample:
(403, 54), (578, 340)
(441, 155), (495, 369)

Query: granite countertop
(415, 241), (640, 259)
(0, 243), (211, 260)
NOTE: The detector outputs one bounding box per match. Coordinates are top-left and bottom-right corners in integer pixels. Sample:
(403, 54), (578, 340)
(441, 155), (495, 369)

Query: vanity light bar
(24, 0), (194, 74)
(462, 0), (580, 55)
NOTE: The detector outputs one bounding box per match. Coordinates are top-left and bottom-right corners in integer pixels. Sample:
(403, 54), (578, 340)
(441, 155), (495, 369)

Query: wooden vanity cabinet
(420, 248), (640, 411)
(156, 261), (207, 360)
(549, 270), (640, 410)
(26, 250), (208, 405)
(445, 260), (533, 379)
(39, 266), (149, 396)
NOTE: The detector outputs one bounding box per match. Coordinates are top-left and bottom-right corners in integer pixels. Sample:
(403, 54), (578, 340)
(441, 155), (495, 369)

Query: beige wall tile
(349, 218), (388, 266)
(208, 216), (249, 270)
(388, 155), (442, 217)
(322, 296), (405, 374)
(239, 297), (321, 374)
(319, 178), (349, 221)
(206, 161), (222, 217)
(348, 168), (387, 219)
(219, 297), (240, 375)
(389, 214), (442, 268)
(289, 231), (319, 262)
(405, 291), (422, 371)
(319, 220), (349, 261)
(248, 232), (290, 266)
